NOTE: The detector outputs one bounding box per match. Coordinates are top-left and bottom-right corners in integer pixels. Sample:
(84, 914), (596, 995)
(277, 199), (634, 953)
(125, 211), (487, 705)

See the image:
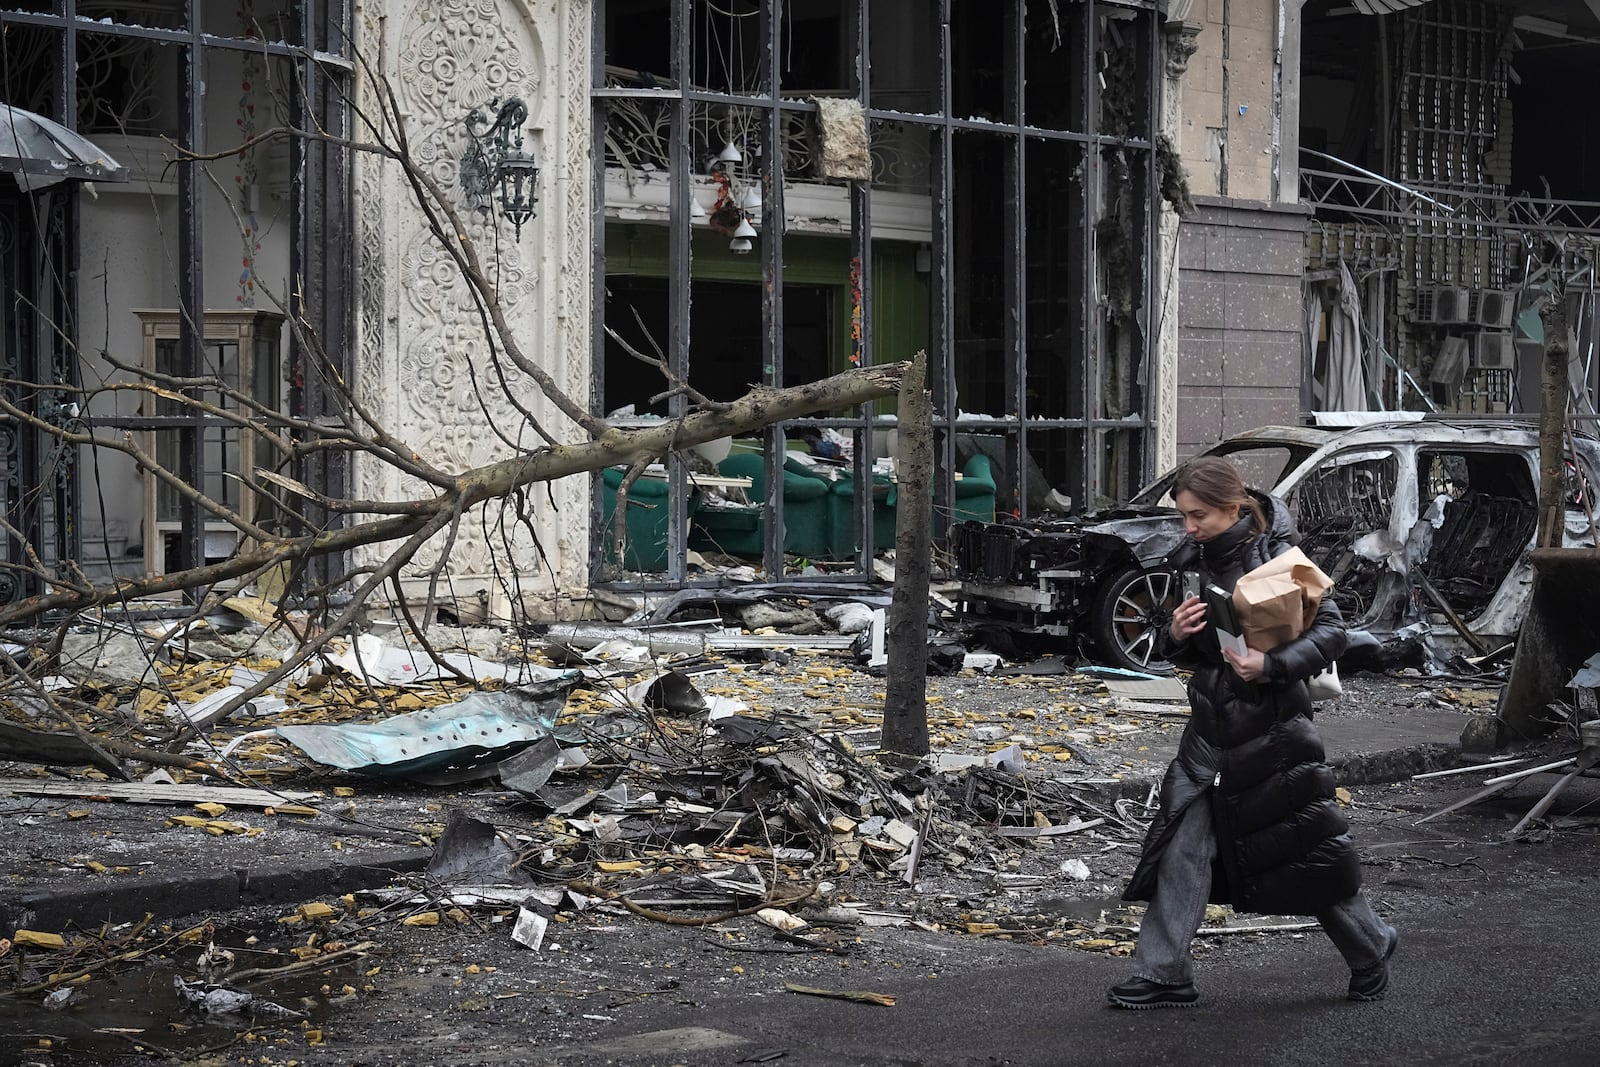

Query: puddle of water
(0, 925), (359, 1060)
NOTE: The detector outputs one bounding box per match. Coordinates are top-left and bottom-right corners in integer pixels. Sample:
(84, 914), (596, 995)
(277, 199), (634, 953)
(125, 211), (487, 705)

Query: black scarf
(1200, 509), (1261, 586)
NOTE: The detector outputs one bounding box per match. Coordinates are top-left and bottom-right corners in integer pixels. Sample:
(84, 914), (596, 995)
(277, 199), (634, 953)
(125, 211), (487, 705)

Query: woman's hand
(1169, 595), (1207, 641)
(1223, 646), (1267, 681)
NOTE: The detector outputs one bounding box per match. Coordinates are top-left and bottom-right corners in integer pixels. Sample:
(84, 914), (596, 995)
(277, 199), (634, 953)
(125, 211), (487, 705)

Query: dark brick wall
(1176, 197), (1311, 459)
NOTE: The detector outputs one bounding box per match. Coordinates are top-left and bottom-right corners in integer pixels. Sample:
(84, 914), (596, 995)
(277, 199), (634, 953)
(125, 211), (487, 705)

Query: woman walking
(1107, 456), (1397, 1010)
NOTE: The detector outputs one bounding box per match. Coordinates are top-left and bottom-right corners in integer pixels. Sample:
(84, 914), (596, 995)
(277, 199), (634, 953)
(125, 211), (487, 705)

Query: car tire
(1090, 566), (1180, 675)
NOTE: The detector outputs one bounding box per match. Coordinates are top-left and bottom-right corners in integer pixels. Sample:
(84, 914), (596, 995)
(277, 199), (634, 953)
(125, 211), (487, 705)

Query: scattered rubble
(0, 582), (1524, 1058)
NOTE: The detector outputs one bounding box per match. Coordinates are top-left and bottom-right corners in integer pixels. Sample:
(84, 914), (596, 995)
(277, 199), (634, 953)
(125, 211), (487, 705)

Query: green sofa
(826, 453), (998, 559)
(599, 467), (698, 572)
(693, 453), (832, 559)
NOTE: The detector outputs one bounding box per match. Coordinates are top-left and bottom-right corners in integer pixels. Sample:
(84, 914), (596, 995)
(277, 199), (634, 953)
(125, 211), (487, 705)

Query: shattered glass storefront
(591, 0), (1162, 583)
(0, 0), (350, 601)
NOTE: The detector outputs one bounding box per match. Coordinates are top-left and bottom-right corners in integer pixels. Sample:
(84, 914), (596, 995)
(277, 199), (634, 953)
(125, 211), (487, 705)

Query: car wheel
(1090, 566), (1180, 674)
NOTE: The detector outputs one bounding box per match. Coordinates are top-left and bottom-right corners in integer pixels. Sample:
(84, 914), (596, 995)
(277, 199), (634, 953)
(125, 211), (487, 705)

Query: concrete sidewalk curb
(1103, 738), (1463, 799)
(1332, 740), (1461, 786)
(0, 848), (430, 933)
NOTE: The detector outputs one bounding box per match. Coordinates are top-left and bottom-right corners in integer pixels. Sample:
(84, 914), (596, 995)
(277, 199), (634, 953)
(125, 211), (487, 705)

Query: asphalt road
(10, 777), (1600, 1067)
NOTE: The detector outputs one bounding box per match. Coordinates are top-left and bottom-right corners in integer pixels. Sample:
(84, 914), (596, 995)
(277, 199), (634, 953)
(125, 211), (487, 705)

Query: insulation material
(812, 97), (871, 182)
(1326, 263), (1368, 410)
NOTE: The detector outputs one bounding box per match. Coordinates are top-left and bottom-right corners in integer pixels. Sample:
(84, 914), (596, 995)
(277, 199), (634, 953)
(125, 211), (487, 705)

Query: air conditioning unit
(1470, 331), (1515, 370)
(1435, 287), (1474, 324)
(1413, 290), (1438, 324)
(1476, 290), (1516, 329)
(1415, 286), (1473, 325)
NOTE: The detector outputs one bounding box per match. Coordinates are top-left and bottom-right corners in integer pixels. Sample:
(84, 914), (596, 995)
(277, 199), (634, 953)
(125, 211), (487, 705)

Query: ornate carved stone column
(1154, 18), (1203, 476)
(355, 0), (593, 614)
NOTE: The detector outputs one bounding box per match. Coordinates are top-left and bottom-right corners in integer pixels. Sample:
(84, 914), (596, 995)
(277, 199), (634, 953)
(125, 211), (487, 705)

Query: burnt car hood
(951, 504), (1188, 588)
(1079, 506), (1186, 566)
(1001, 504), (1185, 562)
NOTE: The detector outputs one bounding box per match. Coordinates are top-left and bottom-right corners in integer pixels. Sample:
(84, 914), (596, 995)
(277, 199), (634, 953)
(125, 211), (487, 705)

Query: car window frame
(1130, 440), (1320, 506)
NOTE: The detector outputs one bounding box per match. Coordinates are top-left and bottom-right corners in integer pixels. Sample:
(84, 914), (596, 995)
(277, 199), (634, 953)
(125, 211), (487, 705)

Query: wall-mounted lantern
(460, 97), (539, 238)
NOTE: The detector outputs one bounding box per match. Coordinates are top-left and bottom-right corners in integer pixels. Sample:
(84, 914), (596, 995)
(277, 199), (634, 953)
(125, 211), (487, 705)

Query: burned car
(950, 419), (1600, 673)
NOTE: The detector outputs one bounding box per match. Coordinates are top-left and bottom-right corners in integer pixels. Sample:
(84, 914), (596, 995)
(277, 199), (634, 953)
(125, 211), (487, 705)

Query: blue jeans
(1132, 795), (1395, 986)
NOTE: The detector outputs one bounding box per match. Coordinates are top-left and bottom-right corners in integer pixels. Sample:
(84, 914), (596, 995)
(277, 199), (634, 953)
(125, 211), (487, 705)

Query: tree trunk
(1538, 287), (1569, 548)
(882, 351), (932, 762)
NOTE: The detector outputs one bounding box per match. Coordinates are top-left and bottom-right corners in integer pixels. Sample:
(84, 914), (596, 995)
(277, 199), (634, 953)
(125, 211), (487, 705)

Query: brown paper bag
(1230, 547), (1335, 652)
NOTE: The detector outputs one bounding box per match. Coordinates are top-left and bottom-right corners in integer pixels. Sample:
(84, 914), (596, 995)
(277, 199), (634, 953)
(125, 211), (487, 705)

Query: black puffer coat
(1123, 493), (1359, 916)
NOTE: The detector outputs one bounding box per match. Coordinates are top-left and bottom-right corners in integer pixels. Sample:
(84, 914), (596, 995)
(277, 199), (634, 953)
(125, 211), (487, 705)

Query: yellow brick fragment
(403, 911), (440, 927)
(194, 802), (227, 817)
(269, 804), (319, 818)
(298, 902), (338, 921)
(14, 930), (65, 950)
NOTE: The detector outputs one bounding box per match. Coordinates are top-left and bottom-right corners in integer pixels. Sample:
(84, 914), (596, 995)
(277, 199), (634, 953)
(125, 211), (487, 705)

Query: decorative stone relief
(1154, 19), (1202, 474)
(551, 0), (594, 591)
(353, 0), (392, 512)
(1164, 21), (1203, 81)
(345, 0), (597, 605)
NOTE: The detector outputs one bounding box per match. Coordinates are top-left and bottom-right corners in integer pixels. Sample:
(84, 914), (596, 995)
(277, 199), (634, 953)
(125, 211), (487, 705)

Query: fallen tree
(0, 51), (909, 776)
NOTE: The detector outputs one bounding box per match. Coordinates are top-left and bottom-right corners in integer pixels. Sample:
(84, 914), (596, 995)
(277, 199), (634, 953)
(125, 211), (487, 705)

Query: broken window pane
(1096, 6), (1152, 140)
(203, 0), (303, 45)
(1095, 143), (1152, 420)
(0, 21), (59, 118)
(953, 130), (1012, 419)
(1025, 0), (1086, 132)
(76, 33), (180, 138)
(1290, 448), (1399, 623)
(602, 96), (670, 189)
(591, 0), (1160, 577)
(869, 117), (933, 195)
(77, 0), (186, 29)
(153, 338), (243, 521)
(1097, 427), (1143, 507)
(1417, 449), (1537, 619)
(951, 0), (1011, 123)
(781, 1), (847, 93)
(1024, 427), (1086, 516)
(1024, 137), (1083, 420)
(1218, 445), (1299, 495)
(604, 0), (672, 87)
(870, 0), (935, 114)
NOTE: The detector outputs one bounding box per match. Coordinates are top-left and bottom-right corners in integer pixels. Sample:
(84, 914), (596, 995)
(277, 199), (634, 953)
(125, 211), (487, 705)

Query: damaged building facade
(0, 0), (1174, 606)
(2, 0), (1589, 610)
(1297, 0), (1600, 422)
(1172, 0), (1600, 453)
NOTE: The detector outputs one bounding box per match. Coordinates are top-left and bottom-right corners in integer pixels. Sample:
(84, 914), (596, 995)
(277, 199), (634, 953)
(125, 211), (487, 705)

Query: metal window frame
(0, 0), (354, 586)
(590, 0), (1163, 589)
